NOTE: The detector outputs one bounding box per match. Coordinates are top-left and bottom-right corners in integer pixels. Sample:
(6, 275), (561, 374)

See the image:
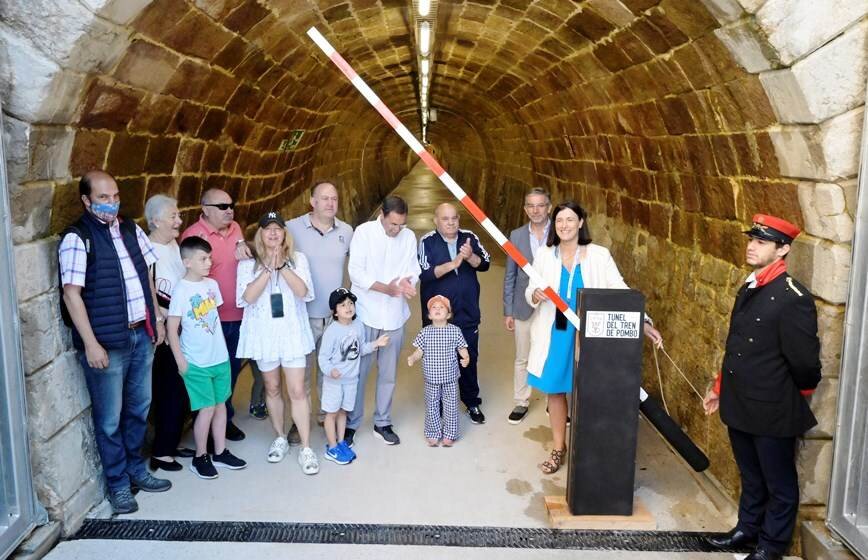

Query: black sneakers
(344, 428), (356, 447)
(131, 472), (172, 492)
(373, 425), (400, 445)
(191, 454), (218, 479)
(508, 406), (529, 424)
(249, 402), (268, 420)
(108, 487), (139, 514)
(468, 406), (486, 424)
(225, 422), (246, 441)
(212, 449), (247, 470)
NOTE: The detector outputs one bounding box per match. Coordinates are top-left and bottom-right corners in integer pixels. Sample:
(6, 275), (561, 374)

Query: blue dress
(527, 264), (583, 394)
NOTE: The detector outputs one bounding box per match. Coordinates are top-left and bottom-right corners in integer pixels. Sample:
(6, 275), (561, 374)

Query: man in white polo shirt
(286, 181), (353, 440)
(345, 195), (421, 446)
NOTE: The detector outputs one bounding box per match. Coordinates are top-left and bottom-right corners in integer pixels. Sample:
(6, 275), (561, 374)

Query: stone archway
(1, 0), (865, 552)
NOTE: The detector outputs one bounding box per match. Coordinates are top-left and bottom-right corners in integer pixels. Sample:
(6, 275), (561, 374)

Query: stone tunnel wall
(435, 0), (865, 531)
(0, 0), (866, 548)
(1, 0), (414, 532)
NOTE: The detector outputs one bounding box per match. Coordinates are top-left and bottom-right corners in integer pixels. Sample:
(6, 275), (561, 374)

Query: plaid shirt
(412, 323), (468, 384)
(58, 220), (157, 322)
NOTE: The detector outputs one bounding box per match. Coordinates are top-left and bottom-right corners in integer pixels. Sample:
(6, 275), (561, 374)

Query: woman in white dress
(236, 211), (318, 474)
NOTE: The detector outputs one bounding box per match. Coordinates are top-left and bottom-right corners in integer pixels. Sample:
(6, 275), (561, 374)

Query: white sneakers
(267, 437), (319, 475)
(298, 446), (319, 475)
(267, 436), (289, 463)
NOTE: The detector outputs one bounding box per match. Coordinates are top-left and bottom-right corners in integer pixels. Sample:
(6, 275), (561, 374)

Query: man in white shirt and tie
(345, 196), (421, 446)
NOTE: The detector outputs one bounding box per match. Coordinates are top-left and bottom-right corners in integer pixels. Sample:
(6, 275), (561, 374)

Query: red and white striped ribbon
(307, 26), (580, 330)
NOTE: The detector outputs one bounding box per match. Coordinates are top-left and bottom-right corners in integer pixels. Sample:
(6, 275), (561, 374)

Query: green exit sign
(279, 130), (305, 152)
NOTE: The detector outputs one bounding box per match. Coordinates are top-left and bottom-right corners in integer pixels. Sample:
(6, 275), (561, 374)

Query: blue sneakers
(338, 440), (356, 462)
(324, 444), (351, 465)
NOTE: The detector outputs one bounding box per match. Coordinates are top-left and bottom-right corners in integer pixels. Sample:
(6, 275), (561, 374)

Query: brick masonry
(0, 0), (865, 553)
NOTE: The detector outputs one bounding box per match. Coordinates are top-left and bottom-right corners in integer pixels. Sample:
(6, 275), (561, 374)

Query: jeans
(79, 326), (154, 491)
(221, 320), (242, 420)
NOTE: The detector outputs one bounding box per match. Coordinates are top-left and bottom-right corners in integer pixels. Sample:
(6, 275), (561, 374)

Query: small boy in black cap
(318, 288), (389, 464)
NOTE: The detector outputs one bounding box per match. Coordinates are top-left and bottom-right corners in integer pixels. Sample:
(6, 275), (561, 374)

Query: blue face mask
(90, 200), (120, 223)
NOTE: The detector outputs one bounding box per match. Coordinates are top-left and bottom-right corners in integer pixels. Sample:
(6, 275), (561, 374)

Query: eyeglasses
(524, 203), (550, 210)
(204, 202), (235, 211)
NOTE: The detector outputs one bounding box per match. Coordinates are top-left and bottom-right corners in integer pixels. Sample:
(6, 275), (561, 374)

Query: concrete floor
(47, 163), (762, 558)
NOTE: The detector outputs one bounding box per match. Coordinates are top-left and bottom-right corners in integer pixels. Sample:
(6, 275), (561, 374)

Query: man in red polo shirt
(181, 188), (249, 442)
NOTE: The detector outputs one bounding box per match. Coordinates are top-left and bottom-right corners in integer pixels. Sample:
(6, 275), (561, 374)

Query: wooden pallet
(544, 496), (657, 530)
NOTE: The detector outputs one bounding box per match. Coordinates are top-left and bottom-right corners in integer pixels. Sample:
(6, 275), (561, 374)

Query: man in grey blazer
(502, 188), (551, 424)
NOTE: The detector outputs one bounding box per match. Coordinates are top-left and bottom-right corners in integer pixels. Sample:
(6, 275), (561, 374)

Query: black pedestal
(566, 288), (645, 516)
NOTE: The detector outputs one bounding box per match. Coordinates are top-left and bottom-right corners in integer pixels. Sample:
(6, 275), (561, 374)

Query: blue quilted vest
(66, 211), (154, 351)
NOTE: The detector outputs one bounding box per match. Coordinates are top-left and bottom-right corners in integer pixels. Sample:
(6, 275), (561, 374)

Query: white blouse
(524, 243), (630, 376)
(235, 252), (315, 361)
(152, 240), (185, 310)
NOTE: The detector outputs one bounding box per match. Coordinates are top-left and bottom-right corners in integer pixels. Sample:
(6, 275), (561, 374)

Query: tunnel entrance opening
(1, 1), (865, 556)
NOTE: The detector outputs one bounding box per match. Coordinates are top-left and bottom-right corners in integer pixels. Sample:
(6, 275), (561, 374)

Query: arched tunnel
(1, 0), (866, 557)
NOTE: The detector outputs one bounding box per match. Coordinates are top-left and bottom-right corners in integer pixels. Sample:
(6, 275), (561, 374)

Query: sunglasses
(204, 202), (235, 211)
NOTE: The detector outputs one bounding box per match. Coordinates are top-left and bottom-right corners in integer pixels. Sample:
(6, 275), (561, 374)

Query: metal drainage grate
(72, 519), (746, 553)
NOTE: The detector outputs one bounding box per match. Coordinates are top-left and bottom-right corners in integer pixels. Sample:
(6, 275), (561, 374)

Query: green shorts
(183, 361), (231, 411)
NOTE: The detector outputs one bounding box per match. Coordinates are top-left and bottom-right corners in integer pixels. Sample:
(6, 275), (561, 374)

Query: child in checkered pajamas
(407, 295), (470, 446)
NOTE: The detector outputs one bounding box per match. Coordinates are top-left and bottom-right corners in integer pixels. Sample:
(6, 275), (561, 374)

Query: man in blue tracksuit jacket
(418, 203), (491, 424)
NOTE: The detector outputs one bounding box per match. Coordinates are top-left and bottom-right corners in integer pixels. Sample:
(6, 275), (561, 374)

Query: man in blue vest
(418, 203), (491, 424)
(58, 170), (171, 514)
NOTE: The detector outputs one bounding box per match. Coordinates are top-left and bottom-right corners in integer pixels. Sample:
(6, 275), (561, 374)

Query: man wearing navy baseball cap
(703, 214), (822, 560)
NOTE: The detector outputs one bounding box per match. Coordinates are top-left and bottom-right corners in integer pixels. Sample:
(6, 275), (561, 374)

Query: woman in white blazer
(525, 201), (662, 474)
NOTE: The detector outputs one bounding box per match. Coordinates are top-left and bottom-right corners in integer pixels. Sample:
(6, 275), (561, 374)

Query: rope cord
(652, 345), (670, 415)
(652, 344), (706, 410)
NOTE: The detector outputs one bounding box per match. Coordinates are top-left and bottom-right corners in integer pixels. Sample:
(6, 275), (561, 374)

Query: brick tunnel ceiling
(60, 0), (797, 268)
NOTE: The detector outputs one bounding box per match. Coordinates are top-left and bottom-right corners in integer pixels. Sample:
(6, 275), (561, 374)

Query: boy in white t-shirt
(167, 237), (247, 479)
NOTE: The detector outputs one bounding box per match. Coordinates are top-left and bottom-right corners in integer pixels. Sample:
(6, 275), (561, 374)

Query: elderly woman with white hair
(145, 194), (193, 471)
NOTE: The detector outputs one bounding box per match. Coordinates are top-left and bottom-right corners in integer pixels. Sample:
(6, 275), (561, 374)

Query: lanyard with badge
(554, 245), (581, 330)
(270, 262), (284, 318)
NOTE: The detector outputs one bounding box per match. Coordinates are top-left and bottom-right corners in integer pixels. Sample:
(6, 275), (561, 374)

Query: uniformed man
(703, 214), (822, 560)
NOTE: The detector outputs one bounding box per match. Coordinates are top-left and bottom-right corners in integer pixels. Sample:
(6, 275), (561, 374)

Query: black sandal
(540, 448), (566, 474)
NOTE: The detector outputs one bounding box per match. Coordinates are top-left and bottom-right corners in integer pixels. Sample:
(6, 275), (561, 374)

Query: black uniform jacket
(719, 272), (821, 437)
